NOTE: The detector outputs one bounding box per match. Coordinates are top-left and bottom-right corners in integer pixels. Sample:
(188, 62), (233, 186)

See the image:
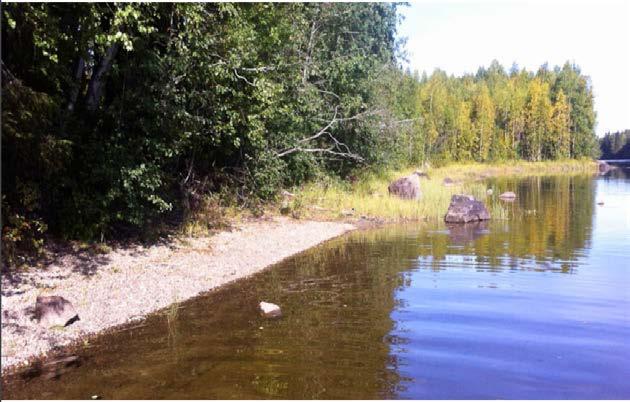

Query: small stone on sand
(259, 301), (282, 318)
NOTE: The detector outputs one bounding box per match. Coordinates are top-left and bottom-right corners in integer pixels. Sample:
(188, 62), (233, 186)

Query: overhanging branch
(276, 106), (371, 162)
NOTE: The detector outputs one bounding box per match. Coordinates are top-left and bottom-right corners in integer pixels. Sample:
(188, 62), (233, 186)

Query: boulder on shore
(388, 172), (422, 200)
(444, 194), (491, 223)
(259, 301), (282, 318)
(35, 295), (79, 328)
(499, 191), (516, 200)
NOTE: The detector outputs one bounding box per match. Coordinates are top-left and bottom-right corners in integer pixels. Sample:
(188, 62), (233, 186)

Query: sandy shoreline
(1, 217), (355, 375)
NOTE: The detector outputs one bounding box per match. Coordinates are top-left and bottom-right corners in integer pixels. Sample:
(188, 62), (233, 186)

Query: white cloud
(398, 0), (630, 135)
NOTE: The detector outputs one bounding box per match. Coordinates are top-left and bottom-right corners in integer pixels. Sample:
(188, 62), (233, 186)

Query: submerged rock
(444, 194), (491, 223)
(19, 354), (81, 382)
(388, 172), (422, 200)
(446, 221), (489, 244)
(499, 191), (517, 200)
(259, 301), (282, 318)
(35, 296), (79, 328)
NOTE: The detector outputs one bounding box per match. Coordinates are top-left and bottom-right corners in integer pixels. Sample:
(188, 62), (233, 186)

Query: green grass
(291, 159), (596, 223)
(176, 159), (597, 228)
(427, 158), (596, 181)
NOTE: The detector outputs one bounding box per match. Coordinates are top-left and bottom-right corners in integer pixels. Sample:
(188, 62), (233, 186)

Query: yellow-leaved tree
(551, 91), (571, 159)
(524, 80), (553, 161)
(472, 83), (495, 161)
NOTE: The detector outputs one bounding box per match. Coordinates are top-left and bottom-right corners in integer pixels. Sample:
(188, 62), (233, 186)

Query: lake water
(3, 164), (630, 399)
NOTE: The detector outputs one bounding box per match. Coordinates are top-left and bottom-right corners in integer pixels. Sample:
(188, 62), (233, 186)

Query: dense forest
(599, 130), (630, 159)
(1, 3), (599, 259)
(405, 61), (599, 162)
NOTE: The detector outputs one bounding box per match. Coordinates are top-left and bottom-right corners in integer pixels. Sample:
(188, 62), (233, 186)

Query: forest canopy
(599, 130), (630, 160)
(1, 3), (599, 252)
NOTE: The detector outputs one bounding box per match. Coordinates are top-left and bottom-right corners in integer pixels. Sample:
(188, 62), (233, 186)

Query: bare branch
(278, 146), (364, 161)
(276, 106), (365, 162)
(293, 106), (339, 145)
(233, 68), (256, 86)
(180, 154), (195, 186)
(1, 60), (17, 83)
(312, 108), (383, 123)
(240, 66), (276, 73)
(314, 88), (341, 100)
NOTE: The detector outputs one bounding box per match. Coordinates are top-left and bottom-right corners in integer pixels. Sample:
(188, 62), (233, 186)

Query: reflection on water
(3, 170), (630, 399)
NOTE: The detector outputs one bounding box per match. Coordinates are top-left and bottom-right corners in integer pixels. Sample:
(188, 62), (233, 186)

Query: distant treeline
(397, 61), (599, 163)
(599, 130), (630, 159)
(1, 3), (599, 258)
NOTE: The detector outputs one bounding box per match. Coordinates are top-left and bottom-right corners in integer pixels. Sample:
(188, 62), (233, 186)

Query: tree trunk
(67, 57), (85, 112)
(85, 43), (120, 112)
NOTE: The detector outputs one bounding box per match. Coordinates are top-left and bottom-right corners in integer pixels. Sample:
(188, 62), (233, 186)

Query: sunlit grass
(428, 158), (596, 181)
(181, 159), (597, 226)
(292, 159), (596, 223)
(298, 171), (488, 222)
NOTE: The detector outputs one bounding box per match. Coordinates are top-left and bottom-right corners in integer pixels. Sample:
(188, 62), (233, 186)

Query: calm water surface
(3, 167), (630, 399)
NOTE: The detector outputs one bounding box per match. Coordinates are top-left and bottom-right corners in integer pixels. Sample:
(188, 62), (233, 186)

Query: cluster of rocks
(385, 170), (524, 224)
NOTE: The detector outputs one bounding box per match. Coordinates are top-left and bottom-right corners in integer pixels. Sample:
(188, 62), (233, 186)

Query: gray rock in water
(388, 172), (422, 200)
(499, 191), (517, 200)
(444, 194), (491, 223)
(597, 161), (615, 175)
(35, 296), (79, 328)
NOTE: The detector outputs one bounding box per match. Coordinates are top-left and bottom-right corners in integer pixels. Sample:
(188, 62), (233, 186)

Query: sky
(397, 0), (630, 136)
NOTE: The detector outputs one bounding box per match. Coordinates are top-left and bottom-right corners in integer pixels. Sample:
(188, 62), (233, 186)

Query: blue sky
(397, 0), (630, 136)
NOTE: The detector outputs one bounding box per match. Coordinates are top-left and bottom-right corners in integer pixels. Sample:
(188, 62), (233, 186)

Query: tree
(551, 91), (571, 159)
(455, 101), (474, 160)
(553, 62), (597, 157)
(2, 2), (404, 246)
(472, 83), (495, 161)
(524, 80), (552, 161)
